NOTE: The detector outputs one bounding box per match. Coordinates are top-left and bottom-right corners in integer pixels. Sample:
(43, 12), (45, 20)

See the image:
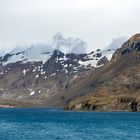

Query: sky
(0, 0), (140, 53)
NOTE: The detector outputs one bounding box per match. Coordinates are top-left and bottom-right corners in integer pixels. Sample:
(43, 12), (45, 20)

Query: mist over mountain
(52, 32), (87, 54)
(0, 33), (87, 57)
(0, 33), (127, 59)
(107, 37), (127, 50)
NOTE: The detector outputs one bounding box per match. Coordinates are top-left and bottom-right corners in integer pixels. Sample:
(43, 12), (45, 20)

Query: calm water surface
(0, 108), (139, 140)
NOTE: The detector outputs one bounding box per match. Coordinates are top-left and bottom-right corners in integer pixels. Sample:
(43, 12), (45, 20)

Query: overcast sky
(0, 0), (140, 52)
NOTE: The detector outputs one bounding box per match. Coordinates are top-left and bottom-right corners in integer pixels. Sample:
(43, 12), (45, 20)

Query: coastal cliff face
(0, 34), (139, 111)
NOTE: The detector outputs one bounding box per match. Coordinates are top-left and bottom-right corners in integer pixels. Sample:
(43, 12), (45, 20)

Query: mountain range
(0, 33), (139, 111)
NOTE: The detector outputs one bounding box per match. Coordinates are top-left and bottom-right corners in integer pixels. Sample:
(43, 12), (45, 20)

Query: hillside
(64, 34), (140, 111)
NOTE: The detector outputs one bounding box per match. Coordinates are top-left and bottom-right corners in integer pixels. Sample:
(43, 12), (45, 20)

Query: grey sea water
(0, 108), (139, 140)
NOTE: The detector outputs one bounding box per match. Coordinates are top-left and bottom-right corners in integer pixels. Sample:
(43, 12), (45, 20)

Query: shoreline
(0, 105), (139, 112)
(0, 98), (139, 112)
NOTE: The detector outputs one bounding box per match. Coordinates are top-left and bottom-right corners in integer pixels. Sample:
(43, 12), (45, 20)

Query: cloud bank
(9, 33), (87, 55)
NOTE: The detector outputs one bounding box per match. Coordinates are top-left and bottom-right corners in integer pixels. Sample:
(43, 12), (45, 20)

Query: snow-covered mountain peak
(9, 33), (86, 57)
(0, 33), (117, 69)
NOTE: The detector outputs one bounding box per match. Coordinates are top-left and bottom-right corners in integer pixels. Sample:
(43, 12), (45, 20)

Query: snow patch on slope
(79, 49), (115, 67)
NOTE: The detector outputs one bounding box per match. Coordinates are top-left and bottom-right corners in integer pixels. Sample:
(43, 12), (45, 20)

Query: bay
(0, 108), (139, 140)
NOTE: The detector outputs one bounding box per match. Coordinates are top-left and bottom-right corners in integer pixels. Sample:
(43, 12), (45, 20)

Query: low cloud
(52, 32), (87, 54)
(106, 37), (127, 50)
(9, 33), (87, 55)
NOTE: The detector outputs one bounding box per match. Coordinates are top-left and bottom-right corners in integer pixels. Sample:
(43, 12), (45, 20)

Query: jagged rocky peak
(0, 48), (115, 70)
(129, 33), (140, 42)
(122, 33), (140, 53)
(53, 49), (64, 58)
(112, 33), (140, 60)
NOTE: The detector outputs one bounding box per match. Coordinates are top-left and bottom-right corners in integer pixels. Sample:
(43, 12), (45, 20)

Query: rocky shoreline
(65, 96), (140, 112)
(0, 95), (139, 112)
